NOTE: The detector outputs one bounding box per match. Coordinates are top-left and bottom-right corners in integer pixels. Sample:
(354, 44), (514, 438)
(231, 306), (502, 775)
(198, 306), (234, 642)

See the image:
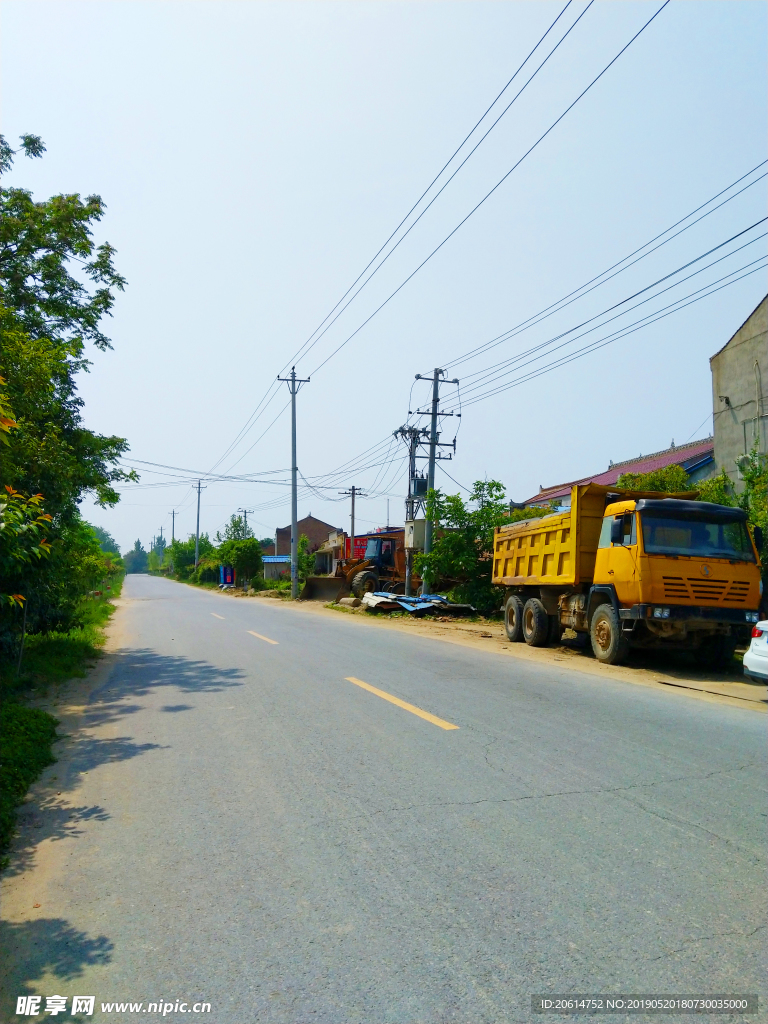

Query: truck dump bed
(492, 485), (606, 588)
(492, 483), (698, 589)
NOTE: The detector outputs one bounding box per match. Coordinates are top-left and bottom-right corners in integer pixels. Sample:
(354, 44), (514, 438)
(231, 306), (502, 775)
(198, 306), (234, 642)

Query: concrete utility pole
(278, 367), (310, 599)
(394, 424), (429, 597)
(339, 486), (366, 561)
(194, 481), (203, 566)
(170, 510), (176, 545)
(237, 508), (255, 537)
(414, 369), (459, 593)
(423, 368), (447, 560)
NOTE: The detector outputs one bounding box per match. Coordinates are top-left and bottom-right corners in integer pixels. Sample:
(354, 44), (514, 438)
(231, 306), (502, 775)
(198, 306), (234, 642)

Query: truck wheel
(522, 598), (549, 647)
(504, 595), (524, 643)
(590, 604), (629, 665)
(351, 570), (378, 598)
(694, 635), (737, 670)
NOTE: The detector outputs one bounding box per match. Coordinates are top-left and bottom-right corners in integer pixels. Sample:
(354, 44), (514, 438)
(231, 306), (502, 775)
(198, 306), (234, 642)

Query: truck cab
(593, 497), (761, 663)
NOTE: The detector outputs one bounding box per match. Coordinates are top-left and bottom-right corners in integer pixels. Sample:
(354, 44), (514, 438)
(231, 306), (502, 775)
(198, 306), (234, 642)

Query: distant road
(3, 574), (766, 1023)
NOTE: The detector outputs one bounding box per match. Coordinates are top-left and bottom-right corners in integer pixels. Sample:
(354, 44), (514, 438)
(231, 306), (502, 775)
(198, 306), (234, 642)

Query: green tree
(217, 537), (264, 582)
(0, 485), (52, 608)
(258, 536), (274, 549)
(20, 516), (115, 633)
(167, 534), (213, 579)
(123, 539), (148, 574)
(91, 524), (120, 555)
(215, 514), (253, 542)
(414, 481), (556, 614)
(297, 534), (315, 582)
(616, 464), (692, 493)
(0, 136), (134, 637)
(1, 134), (126, 352)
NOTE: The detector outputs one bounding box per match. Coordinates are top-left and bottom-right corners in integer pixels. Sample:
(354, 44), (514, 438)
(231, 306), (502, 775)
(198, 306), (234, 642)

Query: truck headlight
(745, 611), (759, 623)
(653, 607), (671, 619)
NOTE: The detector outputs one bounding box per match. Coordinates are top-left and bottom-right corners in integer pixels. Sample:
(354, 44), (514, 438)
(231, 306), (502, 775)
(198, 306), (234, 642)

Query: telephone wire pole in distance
(278, 367), (310, 599)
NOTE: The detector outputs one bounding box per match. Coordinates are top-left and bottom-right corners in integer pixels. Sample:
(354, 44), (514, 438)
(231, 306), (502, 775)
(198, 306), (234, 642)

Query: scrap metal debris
(361, 592), (476, 616)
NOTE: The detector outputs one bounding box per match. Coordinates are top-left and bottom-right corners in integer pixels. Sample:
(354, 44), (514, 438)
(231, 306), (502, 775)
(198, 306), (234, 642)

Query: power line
(286, 1), (596, 375)
(450, 224), (767, 399)
(201, 3), (576, 477)
(454, 259), (767, 409)
(307, 1), (671, 378)
(441, 162), (768, 371)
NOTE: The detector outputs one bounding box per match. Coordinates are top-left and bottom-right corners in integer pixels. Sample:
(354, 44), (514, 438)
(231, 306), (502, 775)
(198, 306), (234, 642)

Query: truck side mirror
(754, 526), (764, 552)
(610, 518), (623, 545)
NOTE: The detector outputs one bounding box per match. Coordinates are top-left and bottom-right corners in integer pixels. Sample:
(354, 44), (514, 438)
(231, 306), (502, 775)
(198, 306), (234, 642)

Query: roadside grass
(0, 704), (58, 866)
(0, 575), (123, 868)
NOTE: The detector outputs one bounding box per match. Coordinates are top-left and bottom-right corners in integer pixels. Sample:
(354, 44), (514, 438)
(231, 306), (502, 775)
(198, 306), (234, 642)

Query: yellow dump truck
(492, 483), (763, 666)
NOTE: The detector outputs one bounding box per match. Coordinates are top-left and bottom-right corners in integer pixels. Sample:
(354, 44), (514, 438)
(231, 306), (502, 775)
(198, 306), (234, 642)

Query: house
(274, 515), (341, 556)
(313, 530), (346, 575)
(524, 437), (715, 509)
(263, 554), (291, 580)
(710, 295), (767, 488)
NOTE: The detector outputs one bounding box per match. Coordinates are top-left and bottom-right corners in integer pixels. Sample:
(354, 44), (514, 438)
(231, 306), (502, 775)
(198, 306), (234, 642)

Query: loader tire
(351, 570), (379, 598)
(522, 598), (549, 647)
(504, 595), (525, 643)
(590, 603), (629, 665)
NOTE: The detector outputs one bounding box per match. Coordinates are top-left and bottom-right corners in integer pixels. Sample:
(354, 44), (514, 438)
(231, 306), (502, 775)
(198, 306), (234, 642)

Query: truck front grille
(662, 576), (749, 604)
(723, 580), (750, 603)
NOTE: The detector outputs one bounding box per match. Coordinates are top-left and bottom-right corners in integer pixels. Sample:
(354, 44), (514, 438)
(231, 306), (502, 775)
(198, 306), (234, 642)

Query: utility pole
(386, 499), (389, 529)
(191, 481), (204, 569)
(278, 366), (310, 599)
(413, 369), (459, 593)
(423, 368), (442, 563)
(339, 486), (366, 560)
(170, 510), (176, 545)
(237, 508), (255, 538)
(395, 424), (429, 597)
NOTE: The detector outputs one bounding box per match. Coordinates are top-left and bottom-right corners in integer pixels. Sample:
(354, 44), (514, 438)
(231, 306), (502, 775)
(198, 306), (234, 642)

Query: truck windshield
(640, 514), (755, 561)
(364, 539), (379, 559)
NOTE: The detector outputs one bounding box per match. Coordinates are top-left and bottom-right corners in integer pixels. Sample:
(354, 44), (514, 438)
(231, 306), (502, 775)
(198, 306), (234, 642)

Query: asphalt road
(3, 574), (766, 1023)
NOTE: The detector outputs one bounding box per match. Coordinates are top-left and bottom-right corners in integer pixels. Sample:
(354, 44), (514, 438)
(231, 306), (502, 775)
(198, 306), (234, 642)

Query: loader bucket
(300, 576), (350, 603)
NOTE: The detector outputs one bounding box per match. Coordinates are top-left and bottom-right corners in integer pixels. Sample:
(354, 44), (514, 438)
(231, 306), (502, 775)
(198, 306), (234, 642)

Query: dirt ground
(239, 589), (768, 713)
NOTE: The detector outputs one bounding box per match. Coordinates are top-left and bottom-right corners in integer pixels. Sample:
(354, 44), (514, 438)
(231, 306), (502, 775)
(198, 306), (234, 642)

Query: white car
(743, 620), (768, 682)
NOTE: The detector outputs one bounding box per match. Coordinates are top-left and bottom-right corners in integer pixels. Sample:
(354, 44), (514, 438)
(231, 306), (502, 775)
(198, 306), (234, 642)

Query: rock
(339, 597), (361, 608)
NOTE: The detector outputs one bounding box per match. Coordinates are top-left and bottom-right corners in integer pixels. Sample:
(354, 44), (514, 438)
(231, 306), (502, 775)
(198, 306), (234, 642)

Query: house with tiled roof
(524, 436), (714, 508)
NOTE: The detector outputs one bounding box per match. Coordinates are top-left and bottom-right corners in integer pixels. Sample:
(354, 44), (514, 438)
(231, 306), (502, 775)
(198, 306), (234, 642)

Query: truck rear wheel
(504, 595), (524, 643)
(523, 598), (549, 647)
(351, 570), (378, 598)
(590, 604), (629, 665)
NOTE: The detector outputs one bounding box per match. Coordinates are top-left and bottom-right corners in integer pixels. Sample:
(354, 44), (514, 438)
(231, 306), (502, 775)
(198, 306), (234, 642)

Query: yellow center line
(211, 613), (225, 620)
(247, 630), (279, 645)
(345, 677), (459, 730)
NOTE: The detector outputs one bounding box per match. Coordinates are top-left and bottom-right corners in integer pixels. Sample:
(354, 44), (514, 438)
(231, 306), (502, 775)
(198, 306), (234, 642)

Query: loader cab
(363, 537), (396, 569)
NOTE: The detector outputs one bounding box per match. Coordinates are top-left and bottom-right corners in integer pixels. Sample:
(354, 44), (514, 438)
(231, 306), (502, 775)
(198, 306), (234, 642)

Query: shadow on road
(0, 917), (113, 1020)
(4, 649), (246, 879)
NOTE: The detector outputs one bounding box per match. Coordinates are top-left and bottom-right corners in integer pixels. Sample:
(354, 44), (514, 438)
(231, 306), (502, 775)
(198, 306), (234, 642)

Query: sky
(2, 0), (767, 553)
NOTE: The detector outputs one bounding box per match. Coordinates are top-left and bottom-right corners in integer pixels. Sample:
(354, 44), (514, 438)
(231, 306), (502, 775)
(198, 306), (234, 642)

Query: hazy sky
(2, 1), (766, 551)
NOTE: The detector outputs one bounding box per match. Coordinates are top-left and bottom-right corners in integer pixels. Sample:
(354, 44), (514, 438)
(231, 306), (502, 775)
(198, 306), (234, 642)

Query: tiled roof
(525, 437), (714, 504)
